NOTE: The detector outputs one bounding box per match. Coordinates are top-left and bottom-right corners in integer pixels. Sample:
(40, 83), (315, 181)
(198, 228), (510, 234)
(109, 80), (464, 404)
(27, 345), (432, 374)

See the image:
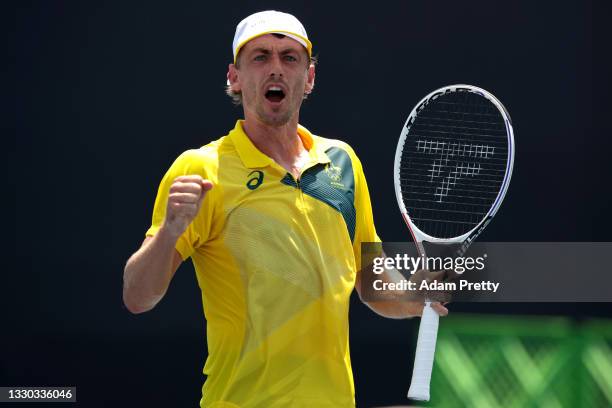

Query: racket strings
(399, 91), (509, 238)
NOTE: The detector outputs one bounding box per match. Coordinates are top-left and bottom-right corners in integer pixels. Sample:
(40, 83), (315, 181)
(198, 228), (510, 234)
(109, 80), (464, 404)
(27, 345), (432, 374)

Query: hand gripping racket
(393, 84), (515, 401)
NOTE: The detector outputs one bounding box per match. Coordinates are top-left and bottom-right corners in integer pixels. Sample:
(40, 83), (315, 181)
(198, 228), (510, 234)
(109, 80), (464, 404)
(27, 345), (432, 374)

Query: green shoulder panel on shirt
(281, 147), (356, 242)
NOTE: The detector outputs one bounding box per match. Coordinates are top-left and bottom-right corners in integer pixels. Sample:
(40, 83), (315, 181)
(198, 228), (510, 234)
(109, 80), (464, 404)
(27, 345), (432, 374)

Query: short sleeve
(351, 153), (382, 271)
(145, 149), (216, 260)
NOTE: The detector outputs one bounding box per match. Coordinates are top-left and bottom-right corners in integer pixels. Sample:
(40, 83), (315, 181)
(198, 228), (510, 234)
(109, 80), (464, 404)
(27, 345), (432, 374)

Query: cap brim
(233, 30), (313, 63)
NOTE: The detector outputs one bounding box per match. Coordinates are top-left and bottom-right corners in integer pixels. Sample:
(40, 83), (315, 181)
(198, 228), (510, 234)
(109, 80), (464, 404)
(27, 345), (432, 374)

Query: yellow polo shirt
(146, 120), (379, 407)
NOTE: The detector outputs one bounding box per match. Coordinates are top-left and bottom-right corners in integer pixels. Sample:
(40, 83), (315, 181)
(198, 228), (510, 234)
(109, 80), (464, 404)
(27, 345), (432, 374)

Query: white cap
(232, 10), (312, 63)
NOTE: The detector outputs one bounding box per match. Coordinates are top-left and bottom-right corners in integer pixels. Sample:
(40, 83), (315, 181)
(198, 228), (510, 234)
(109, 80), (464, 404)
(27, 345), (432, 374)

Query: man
(123, 10), (447, 407)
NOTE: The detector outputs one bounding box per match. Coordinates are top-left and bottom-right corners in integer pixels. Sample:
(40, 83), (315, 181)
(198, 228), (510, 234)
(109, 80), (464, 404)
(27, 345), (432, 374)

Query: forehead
(240, 33), (308, 56)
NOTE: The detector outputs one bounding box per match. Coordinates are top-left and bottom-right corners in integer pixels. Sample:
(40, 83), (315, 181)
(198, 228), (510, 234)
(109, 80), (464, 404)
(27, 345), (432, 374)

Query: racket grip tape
(407, 302), (439, 401)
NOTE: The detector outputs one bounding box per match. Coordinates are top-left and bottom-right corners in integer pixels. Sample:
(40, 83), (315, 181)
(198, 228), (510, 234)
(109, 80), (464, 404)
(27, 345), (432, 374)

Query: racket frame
(393, 84), (515, 401)
(394, 84), (514, 248)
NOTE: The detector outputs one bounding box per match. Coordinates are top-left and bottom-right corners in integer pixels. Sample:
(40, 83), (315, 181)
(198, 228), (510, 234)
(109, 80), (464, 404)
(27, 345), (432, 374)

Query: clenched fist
(163, 175), (213, 238)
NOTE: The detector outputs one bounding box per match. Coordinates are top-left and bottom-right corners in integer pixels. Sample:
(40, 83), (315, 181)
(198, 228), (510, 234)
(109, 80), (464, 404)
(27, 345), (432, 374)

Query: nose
(268, 55), (284, 79)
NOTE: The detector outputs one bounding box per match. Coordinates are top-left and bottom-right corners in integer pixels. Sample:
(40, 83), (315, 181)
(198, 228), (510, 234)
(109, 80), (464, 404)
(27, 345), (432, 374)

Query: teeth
(268, 86), (282, 91)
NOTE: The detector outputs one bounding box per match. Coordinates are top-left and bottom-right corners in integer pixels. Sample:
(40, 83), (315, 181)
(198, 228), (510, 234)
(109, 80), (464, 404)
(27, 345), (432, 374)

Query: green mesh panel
(417, 315), (612, 408)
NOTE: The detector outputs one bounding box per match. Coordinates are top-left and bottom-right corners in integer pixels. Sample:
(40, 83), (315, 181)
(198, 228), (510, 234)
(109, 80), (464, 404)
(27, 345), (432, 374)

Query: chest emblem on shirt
(325, 163), (345, 188)
(246, 170), (264, 190)
(326, 163), (342, 181)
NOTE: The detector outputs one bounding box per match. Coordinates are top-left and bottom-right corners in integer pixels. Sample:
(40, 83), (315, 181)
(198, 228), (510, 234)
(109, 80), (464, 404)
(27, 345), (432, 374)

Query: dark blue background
(10, 1), (611, 406)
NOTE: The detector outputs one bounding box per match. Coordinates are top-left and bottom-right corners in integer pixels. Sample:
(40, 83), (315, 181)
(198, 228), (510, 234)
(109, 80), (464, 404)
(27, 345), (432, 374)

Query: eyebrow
(249, 47), (301, 56)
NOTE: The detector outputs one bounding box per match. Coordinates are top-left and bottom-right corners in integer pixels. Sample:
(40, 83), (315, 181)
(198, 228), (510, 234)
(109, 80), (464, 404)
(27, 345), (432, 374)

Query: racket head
(394, 84), (514, 244)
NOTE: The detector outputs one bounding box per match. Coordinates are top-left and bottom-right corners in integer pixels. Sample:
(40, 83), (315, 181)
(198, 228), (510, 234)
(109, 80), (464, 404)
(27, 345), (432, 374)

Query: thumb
(428, 269), (448, 282)
(199, 179), (214, 199)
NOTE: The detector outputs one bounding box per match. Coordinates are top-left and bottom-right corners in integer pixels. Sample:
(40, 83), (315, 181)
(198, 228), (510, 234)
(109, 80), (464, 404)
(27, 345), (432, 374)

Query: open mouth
(265, 86), (286, 103)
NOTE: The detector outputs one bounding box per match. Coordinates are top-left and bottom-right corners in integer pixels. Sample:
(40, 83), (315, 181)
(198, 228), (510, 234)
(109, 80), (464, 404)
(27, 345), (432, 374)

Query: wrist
(158, 222), (183, 243)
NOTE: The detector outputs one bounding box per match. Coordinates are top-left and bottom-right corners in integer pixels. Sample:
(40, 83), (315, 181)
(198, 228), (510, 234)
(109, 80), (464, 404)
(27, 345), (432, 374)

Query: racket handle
(407, 302), (439, 401)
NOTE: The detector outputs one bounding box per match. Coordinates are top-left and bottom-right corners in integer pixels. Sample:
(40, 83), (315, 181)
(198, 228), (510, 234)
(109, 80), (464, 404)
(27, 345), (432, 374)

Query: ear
(227, 63), (241, 92)
(304, 63), (316, 94)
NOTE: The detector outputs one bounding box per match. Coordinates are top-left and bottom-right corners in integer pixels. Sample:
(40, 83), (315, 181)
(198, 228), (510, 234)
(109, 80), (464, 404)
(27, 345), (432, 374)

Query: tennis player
(123, 10), (447, 407)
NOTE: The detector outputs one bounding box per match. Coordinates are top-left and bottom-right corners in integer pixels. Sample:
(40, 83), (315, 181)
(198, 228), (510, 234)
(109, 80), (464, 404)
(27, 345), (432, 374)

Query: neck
(242, 115), (309, 178)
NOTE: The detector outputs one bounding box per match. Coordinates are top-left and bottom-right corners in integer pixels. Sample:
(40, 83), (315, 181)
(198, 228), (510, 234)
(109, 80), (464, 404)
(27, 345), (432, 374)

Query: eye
(283, 55), (298, 62)
(254, 54), (267, 61)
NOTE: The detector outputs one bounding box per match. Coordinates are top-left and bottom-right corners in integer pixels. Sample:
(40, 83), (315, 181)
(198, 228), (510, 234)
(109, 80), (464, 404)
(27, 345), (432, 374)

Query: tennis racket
(393, 84), (514, 401)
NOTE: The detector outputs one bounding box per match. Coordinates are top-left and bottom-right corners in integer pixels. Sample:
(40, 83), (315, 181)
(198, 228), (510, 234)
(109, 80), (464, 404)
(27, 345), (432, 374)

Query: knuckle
(179, 183), (198, 194)
(170, 183), (184, 192)
(169, 192), (183, 201)
(189, 183), (202, 193)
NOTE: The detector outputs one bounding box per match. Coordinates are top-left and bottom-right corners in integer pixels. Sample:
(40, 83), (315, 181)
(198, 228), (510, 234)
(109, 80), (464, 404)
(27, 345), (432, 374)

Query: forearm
(358, 264), (450, 318)
(362, 267), (423, 318)
(123, 227), (180, 313)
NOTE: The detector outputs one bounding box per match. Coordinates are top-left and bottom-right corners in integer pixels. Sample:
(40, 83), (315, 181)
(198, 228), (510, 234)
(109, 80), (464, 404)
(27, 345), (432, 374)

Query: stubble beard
(255, 103), (294, 127)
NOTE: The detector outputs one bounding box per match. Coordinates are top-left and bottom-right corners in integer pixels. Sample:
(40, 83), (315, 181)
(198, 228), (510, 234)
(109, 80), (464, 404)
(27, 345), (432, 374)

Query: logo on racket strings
(416, 140), (495, 202)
